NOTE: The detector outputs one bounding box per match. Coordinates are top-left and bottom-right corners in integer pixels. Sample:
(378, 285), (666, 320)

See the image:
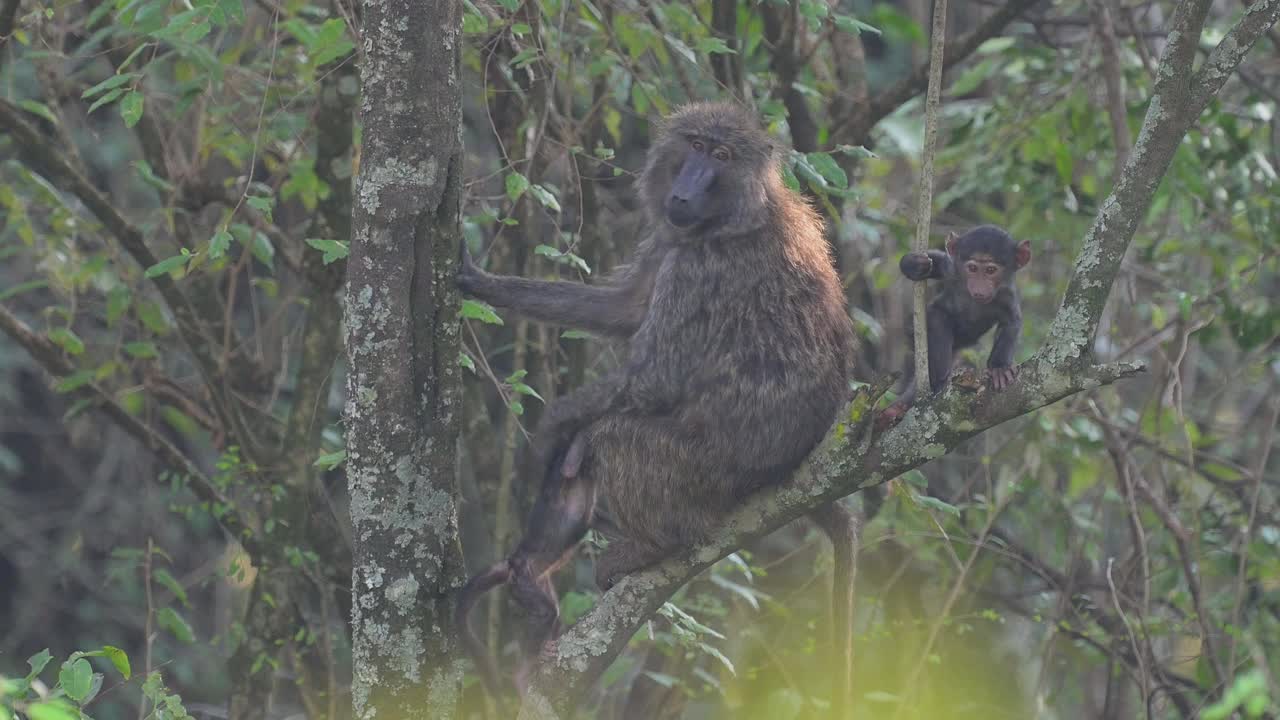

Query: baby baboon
(456, 101), (856, 696)
(879, 225), (1031, 427)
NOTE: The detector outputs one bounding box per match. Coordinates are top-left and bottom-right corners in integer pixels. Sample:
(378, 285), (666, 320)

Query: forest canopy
(0, 0), (1278, 719)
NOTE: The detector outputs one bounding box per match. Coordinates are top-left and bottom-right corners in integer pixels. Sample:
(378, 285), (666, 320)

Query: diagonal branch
(517, 0), (1280, 714)
(0, 304), (262, 558)
(1046, 0), (1279, 363)
(518, 359), (1142, 717)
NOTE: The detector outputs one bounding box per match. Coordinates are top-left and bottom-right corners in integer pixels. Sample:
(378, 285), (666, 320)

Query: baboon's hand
(987, 365), (1018, 391)
(899, 252), (933, 281)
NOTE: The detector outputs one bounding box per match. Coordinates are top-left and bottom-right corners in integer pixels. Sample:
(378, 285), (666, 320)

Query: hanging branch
(912, 0), (950, 399)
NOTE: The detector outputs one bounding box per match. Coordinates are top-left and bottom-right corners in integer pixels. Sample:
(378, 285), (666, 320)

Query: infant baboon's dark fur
(456, 101), (856, 697)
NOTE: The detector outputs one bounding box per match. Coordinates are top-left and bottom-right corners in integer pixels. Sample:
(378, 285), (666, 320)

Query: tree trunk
(345, 1), (467, 717)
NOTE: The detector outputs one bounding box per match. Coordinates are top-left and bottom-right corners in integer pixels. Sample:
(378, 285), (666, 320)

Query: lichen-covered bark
(345, 2), (467, 718)
(515, 0), (1280, 714)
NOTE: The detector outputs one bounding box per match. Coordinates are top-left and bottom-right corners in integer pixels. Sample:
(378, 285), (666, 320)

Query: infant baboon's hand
(899, 252), (934, 281)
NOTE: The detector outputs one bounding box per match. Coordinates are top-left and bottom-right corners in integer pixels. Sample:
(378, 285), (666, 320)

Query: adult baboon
(456, 101), (856, 696)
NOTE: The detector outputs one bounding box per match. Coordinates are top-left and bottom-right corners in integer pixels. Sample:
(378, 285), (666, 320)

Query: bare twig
(910, 0), (949, 411)
(1090, 0), (1133, 179)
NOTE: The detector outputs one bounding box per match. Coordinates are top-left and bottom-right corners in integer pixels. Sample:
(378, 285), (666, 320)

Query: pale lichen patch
(1043, 305), (1091, 365)
(386, 575), (420, 615)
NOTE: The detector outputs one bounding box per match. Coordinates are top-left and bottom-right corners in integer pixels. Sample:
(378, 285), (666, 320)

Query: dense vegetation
(0, 0), (1277, 718)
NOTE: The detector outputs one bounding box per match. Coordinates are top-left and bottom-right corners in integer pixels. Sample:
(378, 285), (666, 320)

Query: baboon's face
(663, 135), (736, 230)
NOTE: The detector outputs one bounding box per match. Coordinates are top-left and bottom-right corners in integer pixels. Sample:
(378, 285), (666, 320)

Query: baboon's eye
(691, 139), (705, 152)
(966, 262), (980, 274)
(712, 146), (731, 162)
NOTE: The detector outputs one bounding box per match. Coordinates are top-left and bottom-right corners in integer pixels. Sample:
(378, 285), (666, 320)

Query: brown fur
(457, 101), (856, 692)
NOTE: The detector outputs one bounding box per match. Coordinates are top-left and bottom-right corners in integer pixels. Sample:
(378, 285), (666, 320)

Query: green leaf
(123, 341), (159, 359)
(505, 172), (530, 201)
(106, 287), (131, 326)
(27, 649), (53, 680)
(509, 382), (543, 402)
(182, 19), (212, 43)
(246, 195), (273, 220)
(144, 253), (191, 278)
(696, 642), (736, 675)
(834, 144), (876, 159)
(304, 238), (349, 264)
(58, 658), (93, 702)
(510, 47), (540, 68)
(976, 36), (1015, 54)
(133, 160), (173, 192)
(534, 244), (591, 273)
(248, 233), (275, 270)
(509, 399), (524, 415)
(81, 72), (137, 100)
(55, 370), (95, 393)
(136, 300), (170, 334)
(462, 2), (488, 33)
(26, 700), (78, 720)
(914, 493), (960, 516)
(460, 299), (503, 325)
(153, 568), (190, 607)
(833, 14), (881, 35)
(805, 152), (848, 189)
(87, 88), (125, 114)
(560, 329), (592, 340)
(99, 646), (131, 679)
(496, 0), (518, 11)
(209, 229), (233, 259)
(120, 91), (144, 128)
(0, 279), (48, 301)
(157, 607), (195, 643)
(528, 184), (561, 212)
(49, 327), (85, 356)
(16, 99), (58, 124)
(314, 449), (347, 470)
(116, 42), (152, 72)
(310, 18), (355, 65)
(695, 37), (735, 54)
(458, 351), (476, 373)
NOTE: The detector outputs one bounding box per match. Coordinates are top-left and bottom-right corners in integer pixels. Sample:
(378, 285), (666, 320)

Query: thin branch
(1192, 0), (1280, 108)
(0, 0), (18, 74)
(911, 0), (949, 415)
(0, 304), (261, 558)
(1090, 0), (1133, 179)
(1127, 464), (1228, 688)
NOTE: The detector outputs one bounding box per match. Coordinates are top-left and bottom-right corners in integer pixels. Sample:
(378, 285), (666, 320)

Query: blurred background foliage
(0, 0), (1277, 718)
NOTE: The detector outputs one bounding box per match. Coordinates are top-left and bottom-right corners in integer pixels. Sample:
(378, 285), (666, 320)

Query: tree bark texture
(345, 1), (468, 717)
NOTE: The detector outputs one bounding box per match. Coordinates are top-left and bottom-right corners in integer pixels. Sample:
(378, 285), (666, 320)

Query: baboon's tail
(455, 560), (512, 700)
